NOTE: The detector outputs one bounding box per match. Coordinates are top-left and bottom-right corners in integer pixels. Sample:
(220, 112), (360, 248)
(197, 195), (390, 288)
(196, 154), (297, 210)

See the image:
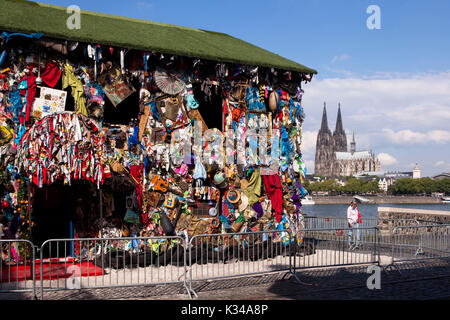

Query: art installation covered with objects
(0, 29), (314, 264)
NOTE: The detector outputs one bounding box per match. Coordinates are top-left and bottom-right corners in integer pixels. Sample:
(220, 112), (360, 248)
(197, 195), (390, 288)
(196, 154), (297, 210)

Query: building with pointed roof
(314, 103), (381, 177)
(333, 103), (347, 152)
(314, 103), (336, 176)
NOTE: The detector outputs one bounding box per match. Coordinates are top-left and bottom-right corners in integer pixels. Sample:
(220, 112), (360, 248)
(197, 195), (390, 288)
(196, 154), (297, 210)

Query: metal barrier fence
(294, 226), (380, 270)
(302, 216), (436, 230)
(303, 216), (379, 230)
(0, 240), (36, 299)
(302, 216), (442, 245)
(186, 227), (380, 297)
(187, 230), (298, 297)
(387, 224), (450, 273)
(39, 236), (188, 300)
(0, 223), (449, 299)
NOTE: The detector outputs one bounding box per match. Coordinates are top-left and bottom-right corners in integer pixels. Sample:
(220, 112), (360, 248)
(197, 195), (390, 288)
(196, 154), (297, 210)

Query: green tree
(435, 178), (450, 194)
(388, 177), (450, 195)
(363, 180), (380, 193)
(302, 179), (310, 191)
(306, 178), (341, 193)
(342, 177), (363, 194)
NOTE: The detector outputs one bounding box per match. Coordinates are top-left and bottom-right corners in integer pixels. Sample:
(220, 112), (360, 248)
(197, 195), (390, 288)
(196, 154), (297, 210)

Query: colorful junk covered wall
(0, 30), (313, 258)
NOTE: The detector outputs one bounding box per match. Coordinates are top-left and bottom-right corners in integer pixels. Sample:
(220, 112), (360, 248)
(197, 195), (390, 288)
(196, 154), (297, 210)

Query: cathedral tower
(314, 104), (382, 177)
(350, 130), (356, 154)
(315, 102), (336, 176)
(333, 103), (347, 152)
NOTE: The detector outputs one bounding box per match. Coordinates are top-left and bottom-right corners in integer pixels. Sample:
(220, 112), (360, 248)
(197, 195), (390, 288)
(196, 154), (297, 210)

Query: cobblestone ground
(2, 258), (449, 300)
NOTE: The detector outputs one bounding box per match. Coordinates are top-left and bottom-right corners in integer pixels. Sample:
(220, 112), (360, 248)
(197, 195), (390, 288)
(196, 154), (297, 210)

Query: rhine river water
(301, 203), (450, 219)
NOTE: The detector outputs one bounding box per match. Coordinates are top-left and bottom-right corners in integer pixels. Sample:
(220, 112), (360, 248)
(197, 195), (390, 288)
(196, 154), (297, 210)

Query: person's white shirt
(347, 205), (358, 226)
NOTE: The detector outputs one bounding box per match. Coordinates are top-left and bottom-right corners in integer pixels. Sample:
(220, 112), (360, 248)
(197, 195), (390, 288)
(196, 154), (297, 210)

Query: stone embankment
(313, 195), (443, 204)
(377, 206), (450, 236)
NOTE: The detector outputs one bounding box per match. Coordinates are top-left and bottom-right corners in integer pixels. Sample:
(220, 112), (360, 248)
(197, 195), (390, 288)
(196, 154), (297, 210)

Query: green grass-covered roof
(0, 0), (317, 74)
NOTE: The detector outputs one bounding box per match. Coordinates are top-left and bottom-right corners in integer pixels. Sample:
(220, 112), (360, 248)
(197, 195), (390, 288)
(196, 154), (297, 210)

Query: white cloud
(377, 153), (398, 166)
(303, 71), (450, 133)
(300, 130), (317, 156)
(434, 161), (450, 173)
(301, 70), (450, 177)
(331, 54), (350, 64)
(382, 128), (450, 145)
(300, 130), (317, 173)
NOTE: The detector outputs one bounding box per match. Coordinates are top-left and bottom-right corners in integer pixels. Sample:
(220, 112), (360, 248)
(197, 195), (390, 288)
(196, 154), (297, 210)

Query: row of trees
(388, 177), (450, 195)
(303, 177), (379, 194)
(303, 177), (450, 195)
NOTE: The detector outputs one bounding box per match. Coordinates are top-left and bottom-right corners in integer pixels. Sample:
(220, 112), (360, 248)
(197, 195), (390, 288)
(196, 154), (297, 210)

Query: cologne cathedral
(314, 103), (381, 177)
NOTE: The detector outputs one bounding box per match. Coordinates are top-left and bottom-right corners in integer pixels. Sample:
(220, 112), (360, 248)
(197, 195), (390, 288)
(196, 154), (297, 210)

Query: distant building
(413, 163), (421, 179)
(354, 171), (385, 179)
(432, 172), (450, 180)
(378, 178), (388, 192)
(314, 103), (381, 177)
(378, 177), (395, 192)
(384, 171), (413, 179)
(383, 164), (421, 181)
(304, 174), (323, 183)
(314, 103), (338, 177)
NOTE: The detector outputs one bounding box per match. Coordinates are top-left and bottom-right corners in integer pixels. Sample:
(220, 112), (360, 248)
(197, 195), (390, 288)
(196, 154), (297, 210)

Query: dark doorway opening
(31, 180), (100, 258)
(192, 83), (223, 131)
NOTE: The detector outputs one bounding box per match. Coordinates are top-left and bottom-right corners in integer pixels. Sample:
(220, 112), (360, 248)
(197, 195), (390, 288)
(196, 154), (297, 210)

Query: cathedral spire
(335, 103), (344, 133)
(333, 103), (348, 152)
(315, 102), (335, 177)
(320, 102), (331, 133)
(350, 130), (356, 154)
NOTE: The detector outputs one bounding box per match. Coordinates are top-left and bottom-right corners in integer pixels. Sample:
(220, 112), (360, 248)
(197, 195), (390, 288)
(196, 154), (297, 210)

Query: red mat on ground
(1, 258), (104, 283)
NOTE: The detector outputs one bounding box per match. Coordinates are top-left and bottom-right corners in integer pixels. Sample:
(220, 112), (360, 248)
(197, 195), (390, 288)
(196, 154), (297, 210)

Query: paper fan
(154, 67), (185, 95)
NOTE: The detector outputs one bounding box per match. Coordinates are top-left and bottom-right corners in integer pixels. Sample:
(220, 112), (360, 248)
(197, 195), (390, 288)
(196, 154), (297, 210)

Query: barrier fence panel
(389, 224), (450, 270)
(187, 230), (297, 297)
(0, 240), (36, 299)
(303, 216), (379, 230)
(303, 217), (438, 246)
(294, 227), (380, 270)
(38, 236), (188, 300)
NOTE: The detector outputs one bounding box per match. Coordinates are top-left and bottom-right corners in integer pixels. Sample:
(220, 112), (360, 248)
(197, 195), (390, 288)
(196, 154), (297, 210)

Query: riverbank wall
(313, 195), (443, 205)
(377, 206), (450, 236)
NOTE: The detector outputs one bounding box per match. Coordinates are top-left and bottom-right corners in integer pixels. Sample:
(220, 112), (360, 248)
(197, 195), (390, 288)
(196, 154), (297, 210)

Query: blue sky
(40, 0), (450, 177)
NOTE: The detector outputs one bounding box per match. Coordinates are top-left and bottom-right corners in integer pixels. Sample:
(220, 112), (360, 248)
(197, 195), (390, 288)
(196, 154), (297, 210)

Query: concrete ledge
(313, 196), (443, 204)
(377, 207), (450, 236)
(378, 207), (450, 217)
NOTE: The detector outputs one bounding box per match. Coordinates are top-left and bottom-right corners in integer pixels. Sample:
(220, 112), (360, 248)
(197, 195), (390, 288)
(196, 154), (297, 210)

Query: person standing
(347, 200), (361, 249)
